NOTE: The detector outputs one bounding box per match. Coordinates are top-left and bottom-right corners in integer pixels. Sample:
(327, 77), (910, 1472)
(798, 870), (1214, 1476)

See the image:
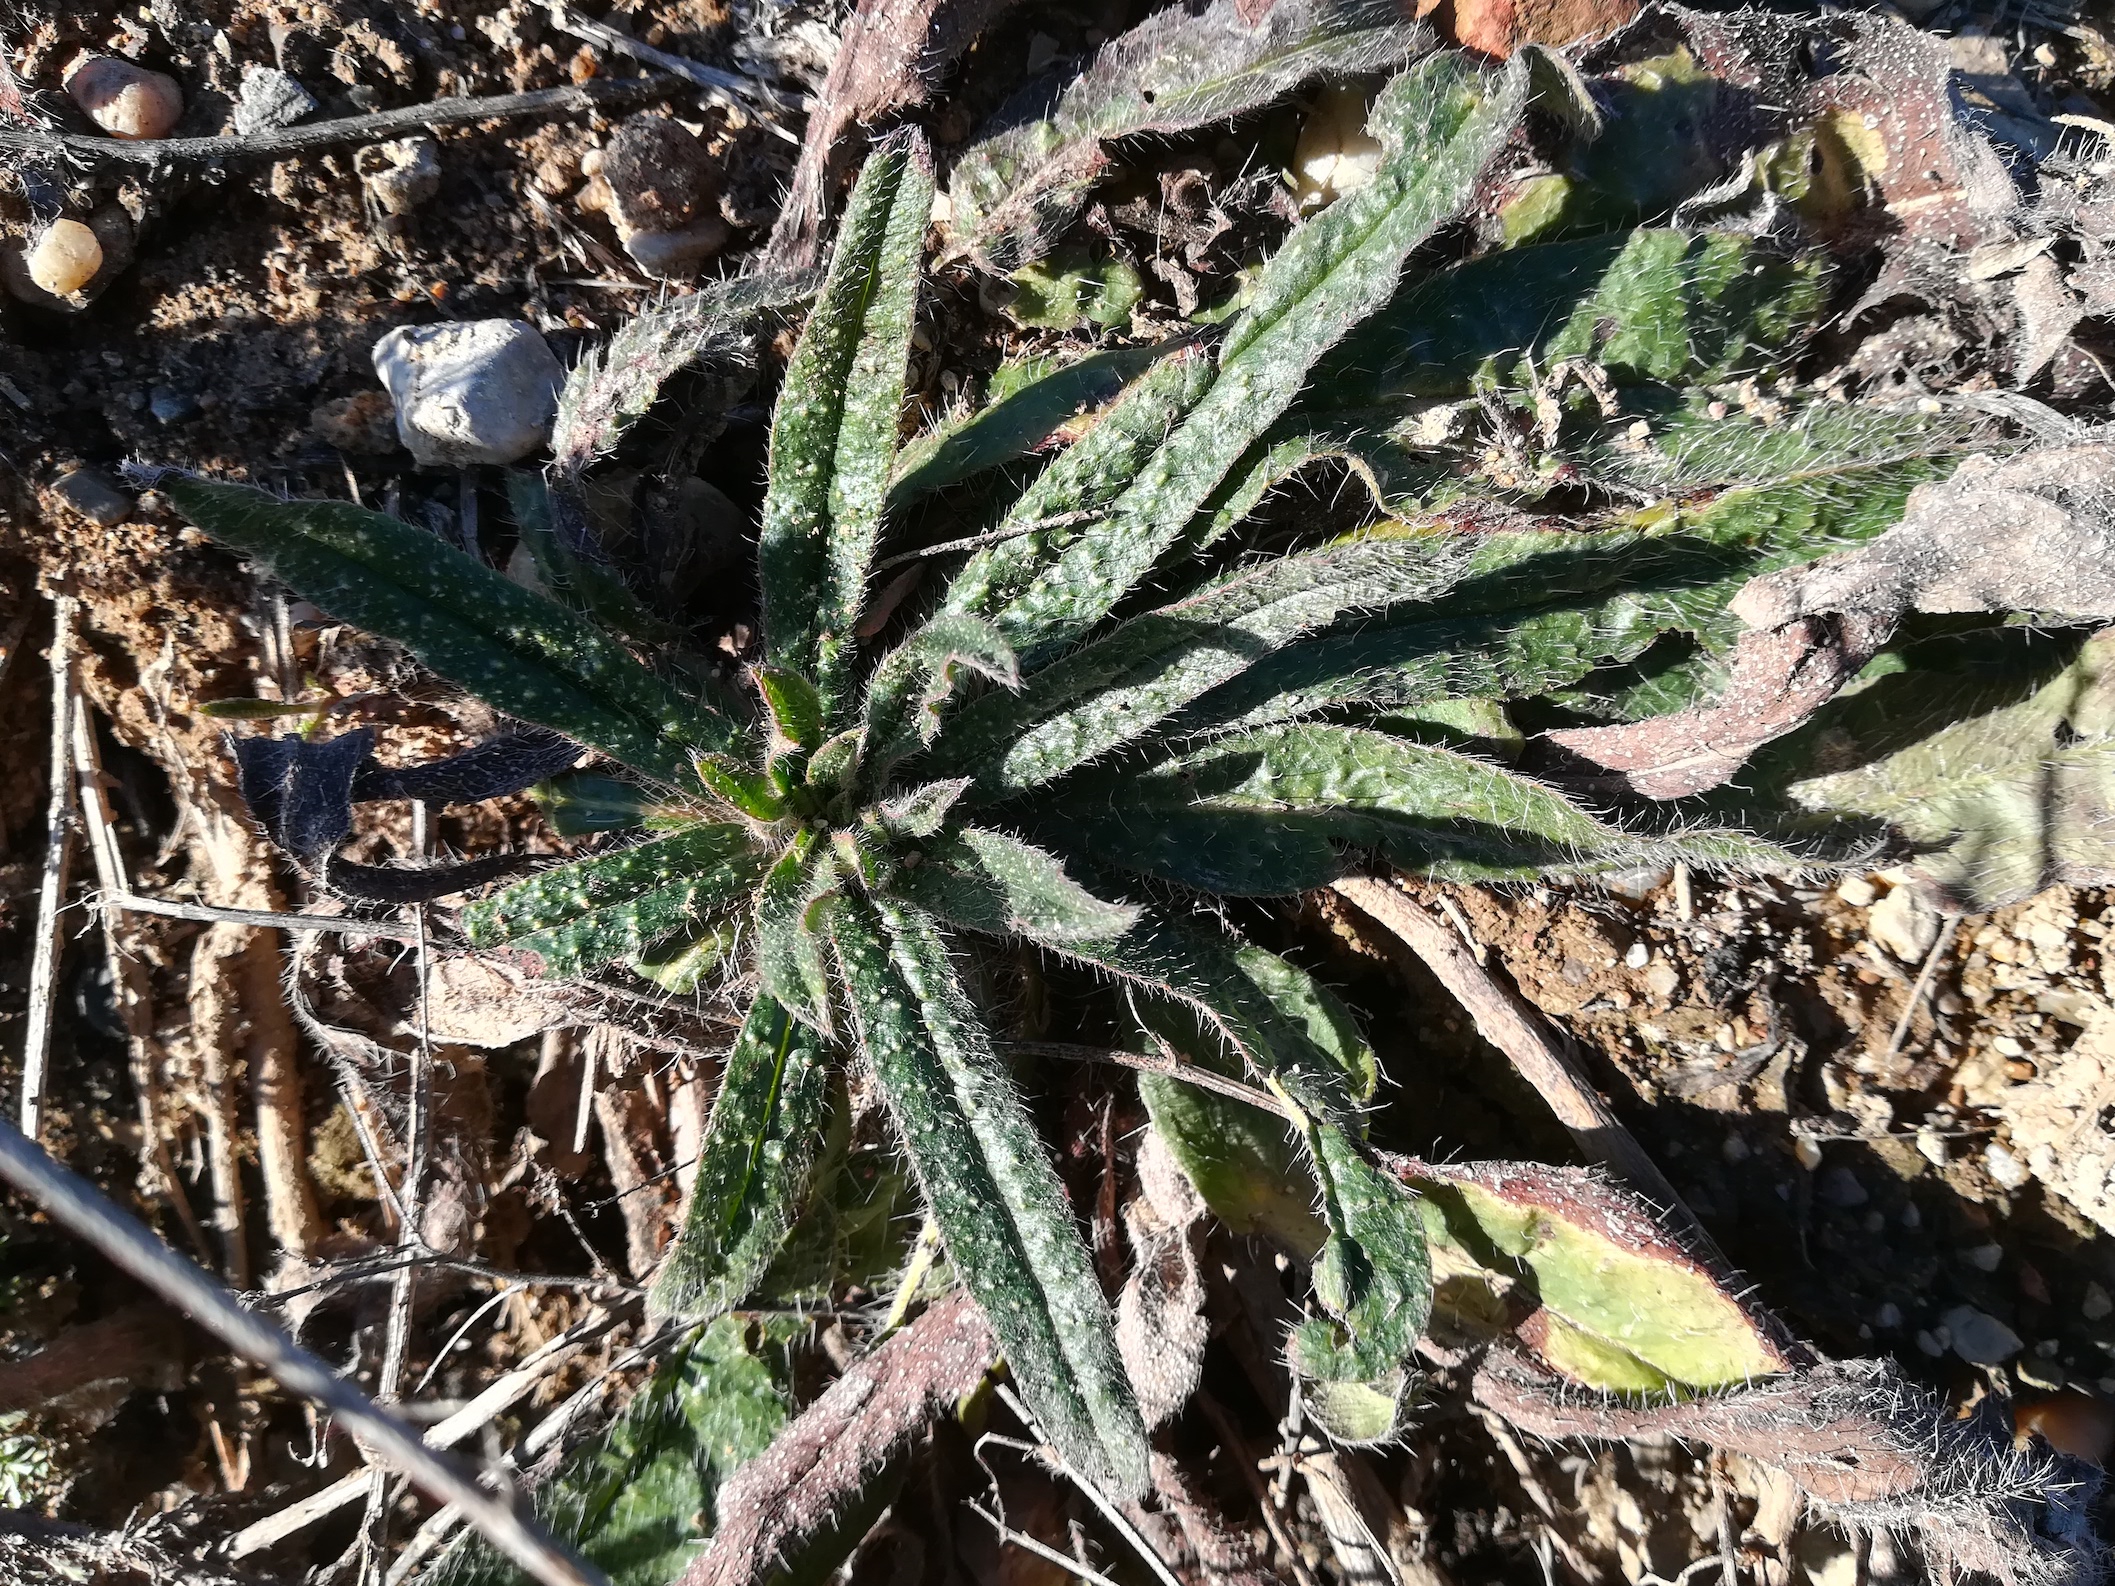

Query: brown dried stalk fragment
(766, 0), (1020, 269)
(1472, 1350), (2105, 1586)
(677, 1292), (997, 1586)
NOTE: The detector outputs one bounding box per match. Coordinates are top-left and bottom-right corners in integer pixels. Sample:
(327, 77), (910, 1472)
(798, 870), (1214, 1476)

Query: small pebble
(1916, 1328), (1947, 1358)
(65, 55), (184, 140)
(373, 319), (562, 466)
(1985, 1141), (2033, 1191)
(597, 115), (727, 279)
(233, 64), (316, 135)
(1794, 1136), (1824, 1172)
(1964, 1242), (2005, 1273)
(1869, 883), (1942, 962)
(1623, 940), (1650, 970)
(1942, 1305), (2022, 1365)
(2084, 1282), (2113, 1322)
(1874, 1302), (1903, 1330)
(148, 386), (200, 424)
(1900, 1201), (1921, 1230)
(1642, 960), (1680, 999)
(50, 467), (134, 527)
(1993, 1034), (2027, 1058)
(25, 219), (102, 297)
(1915, 1125), (1950, 1167)
(1721, 1133), (1750, 1164)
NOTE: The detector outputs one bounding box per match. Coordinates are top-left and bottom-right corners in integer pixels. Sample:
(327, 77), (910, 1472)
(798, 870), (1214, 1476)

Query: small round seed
(26, 220), (103, 298)
(65, 56), (185, 140)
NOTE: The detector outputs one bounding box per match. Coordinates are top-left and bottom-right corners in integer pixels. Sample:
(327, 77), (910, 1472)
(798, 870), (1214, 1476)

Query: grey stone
(1817, 1166), (1869, 1209)
(372, 320), (562, 467)
(1941, 1304), (2023, 1365)
(51, 468), (134, 527)
(233, 65), (317, 135)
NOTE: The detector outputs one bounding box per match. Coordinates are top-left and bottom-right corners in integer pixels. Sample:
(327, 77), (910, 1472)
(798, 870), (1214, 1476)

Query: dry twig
(0, 78), (680, 168)
(1328, 877), (1693, 1221)
(20, 591), (78, 1139)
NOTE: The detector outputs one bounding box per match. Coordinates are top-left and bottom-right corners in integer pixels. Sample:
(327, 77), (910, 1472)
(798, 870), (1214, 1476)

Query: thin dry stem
(21, 591), (78, 1139)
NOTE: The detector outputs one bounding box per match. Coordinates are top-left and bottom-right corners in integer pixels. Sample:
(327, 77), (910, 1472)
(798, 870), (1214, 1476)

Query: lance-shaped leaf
(459, 822), (762, 976)
(168, 478), (732, 787)
(882, 825), (1140, 944)
(1066, 724), (1796, 892)
(829, 894), (1150, 1498)
(1177, 457), (1958, 733)
(887, 344), (1168, 506)
(651, 994), (836, 1322)
(920, 346), (1218, 653)
(969, 51), (1529, 667)
(930, 533), (1489, 797)
(1285, 1119), (1431, 1441)
(1303, 228), (1831, 411)
(1127, 951), (1428, 1442)
(949, 0), (1431, 272)
(755, 828), (842, 1031)
(552, 268), (818, 475)
(758, 131), (934, 720)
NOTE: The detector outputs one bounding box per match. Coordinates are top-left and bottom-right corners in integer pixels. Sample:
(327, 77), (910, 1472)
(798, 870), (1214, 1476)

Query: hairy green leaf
(1179, 458), (1955, 731)
(755, 828), (842, 1031)
(883, 825), (1141, 944)
(971, 51), (1529, 665)
(759, 130), (934, 719)
(830, 894), (1150, 1498)
(1779, 631), (2115, 909)
(1069, 724), (1794, 890)
(461, 823), (762, 975)
(861, 613), (1021, 792)
(888, 345), (1167, 506)
(652, 995), (836, 1322)
(931, 533), (1491, 795)
(168, 478), (731, 786)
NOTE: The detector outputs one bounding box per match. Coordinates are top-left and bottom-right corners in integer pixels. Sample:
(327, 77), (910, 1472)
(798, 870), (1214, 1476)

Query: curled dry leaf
(767, 0), (1019, 269)
(1472, 1351), (2105, 1586)
(676, 1291), (995, 1586)
(1549, 444), (2115, 798)
(1115, 1133), (1210, 1429)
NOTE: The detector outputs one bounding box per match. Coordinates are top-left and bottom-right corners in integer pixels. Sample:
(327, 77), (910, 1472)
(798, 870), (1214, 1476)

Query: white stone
(1985, 1140), (2033, 1190)
(373, 320), (561, 466)
(1836, 875), (1879, 909)
(2084, 1282), (2112, 1321)
(1869, 883), (1942, 962)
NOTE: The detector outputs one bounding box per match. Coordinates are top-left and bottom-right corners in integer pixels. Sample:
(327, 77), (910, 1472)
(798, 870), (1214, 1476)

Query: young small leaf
(754, 829), (843, 1031)
(652, 994), (836, 1322)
